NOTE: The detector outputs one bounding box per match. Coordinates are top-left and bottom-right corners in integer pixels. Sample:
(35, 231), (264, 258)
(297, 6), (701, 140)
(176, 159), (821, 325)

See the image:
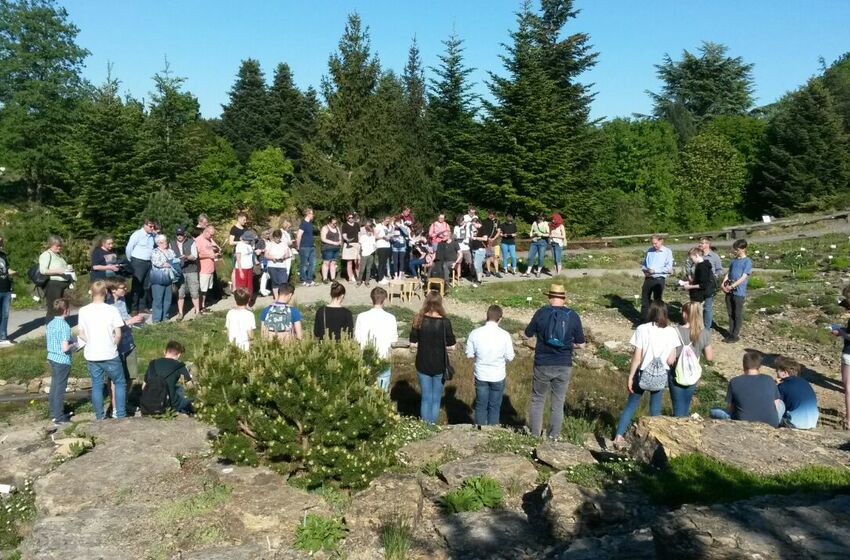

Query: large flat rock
(627, 416), (850, 474)
(398, 424), (492, 467)
(0, 423), (55, 485)
(438, 452), (538, 490)
(434, 509), (538, 558)
(345, 473), (424, 530)
(535, 441), (597, 470)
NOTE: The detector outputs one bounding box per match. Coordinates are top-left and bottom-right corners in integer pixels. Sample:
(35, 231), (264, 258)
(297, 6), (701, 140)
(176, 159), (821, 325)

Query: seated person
(710, 350), (782, 427)
(774, 356), (818, 429)
(139, 340), (193, 415)
(430, 231), (461, 286)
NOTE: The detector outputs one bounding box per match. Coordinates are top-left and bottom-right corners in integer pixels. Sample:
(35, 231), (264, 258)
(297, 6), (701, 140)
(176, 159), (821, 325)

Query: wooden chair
(403, 278), (422, 302)
(387, 280), (405, 303)
(426, 277), (446, 297)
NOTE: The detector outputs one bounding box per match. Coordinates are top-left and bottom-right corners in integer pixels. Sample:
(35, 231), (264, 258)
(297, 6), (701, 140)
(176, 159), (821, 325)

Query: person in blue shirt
(296, 208), (316, 287)
(124, 218), (157, 315)
(45, 298), (76, 424)
(640, 235), (674, 322)
(721, 239), (753, 343)
(773, 356), (818, 429)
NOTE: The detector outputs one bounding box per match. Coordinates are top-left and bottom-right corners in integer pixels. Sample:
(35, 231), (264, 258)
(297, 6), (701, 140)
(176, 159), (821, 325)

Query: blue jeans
(0, 290), (10, 340)
(48, 360), (71, 421)
(408, 257), (425, 277)
(501, 243), (517, 270)
(703, 295), (714, 329)
(150, 283), (172, 323)
(615, 386), (663, 437)
(174, 386), (193, 413)
(475, 378), (505, 426)
(88, 357), (126, 420)
(528, 240), (547, 270)
(473, 248), (486, 279)
(712, 402), (785, 424)
(417, 372), (444, 424)
(299, 246), (316, 283)
(669, 377), (697, 417)
(551, 242), (563, 267)
(376, 367), (391, 392)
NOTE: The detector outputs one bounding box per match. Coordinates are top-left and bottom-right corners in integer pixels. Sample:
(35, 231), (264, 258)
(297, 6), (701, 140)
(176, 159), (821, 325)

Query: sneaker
(52, 418), (70, 426)
(471, 283), (479, 288)
(0, 340), (12, 347)
(259, 290), (271, 297)
(494, 272), (503, 278)
(171, 313), (183, 322)
(365, 281), (371, 287)
(356, 281), (362, 287)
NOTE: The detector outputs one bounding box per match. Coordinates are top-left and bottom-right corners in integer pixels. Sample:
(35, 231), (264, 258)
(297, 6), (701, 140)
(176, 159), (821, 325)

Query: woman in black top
(90, 235), (120, 281)
(409, 291), (456, 424)
(682, 247), (715, 302)
(314, 281), (354, 341)
(500, 214), (518, 274)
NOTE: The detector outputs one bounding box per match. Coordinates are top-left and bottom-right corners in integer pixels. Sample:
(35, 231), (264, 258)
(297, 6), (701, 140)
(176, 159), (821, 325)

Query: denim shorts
(321, 248), (340, 261)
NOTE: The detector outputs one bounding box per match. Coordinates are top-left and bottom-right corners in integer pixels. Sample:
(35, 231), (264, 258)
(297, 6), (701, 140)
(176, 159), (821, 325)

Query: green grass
(476, 429), (538, 456)
(561, 457), (646, 489)
(154, 483), (231, 523)
(293, 513), (346, 553)
(382, 518), (412, 560)
(642, 454), (850, 507)
(0, 480), (36, 550)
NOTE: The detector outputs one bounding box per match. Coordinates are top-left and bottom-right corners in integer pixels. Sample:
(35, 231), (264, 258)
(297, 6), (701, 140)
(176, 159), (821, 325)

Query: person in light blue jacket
(640, 235), (673, 322)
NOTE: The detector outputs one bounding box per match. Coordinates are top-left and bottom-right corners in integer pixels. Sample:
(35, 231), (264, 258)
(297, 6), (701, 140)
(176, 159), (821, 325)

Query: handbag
(442, 319), (455, 381)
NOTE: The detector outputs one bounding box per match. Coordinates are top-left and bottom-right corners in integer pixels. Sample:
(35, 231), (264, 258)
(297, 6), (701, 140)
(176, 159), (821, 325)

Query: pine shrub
(196, 336), (400, 489)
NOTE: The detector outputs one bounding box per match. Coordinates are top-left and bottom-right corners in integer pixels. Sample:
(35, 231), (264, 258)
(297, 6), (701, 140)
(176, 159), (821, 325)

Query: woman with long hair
(670, 301), (714, 417)
(613, 300), (681, 444)
(549, 213), (566, 275)
(524, 214), (549, 278)
(314, 281), (354, 340)
(410, 291), (456, 424)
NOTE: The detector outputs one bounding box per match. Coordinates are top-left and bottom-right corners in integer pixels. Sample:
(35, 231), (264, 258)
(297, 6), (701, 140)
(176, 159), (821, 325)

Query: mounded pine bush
(196, 337), (399, 489)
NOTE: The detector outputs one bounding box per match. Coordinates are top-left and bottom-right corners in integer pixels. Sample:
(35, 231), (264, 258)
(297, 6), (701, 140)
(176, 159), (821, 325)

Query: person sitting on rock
(139, 340), (193, 415)
(774, 356), (818, 429)
(710, 350), (782, 427)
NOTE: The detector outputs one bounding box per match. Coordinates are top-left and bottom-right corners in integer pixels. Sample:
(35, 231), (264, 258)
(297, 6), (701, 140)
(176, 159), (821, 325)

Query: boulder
(603, 340), (621, 351)
(575, 354), (607, 370)
(26, 378), (41, 393)
(653, 493), (850, 560)
(434, 509), (538, 557)
(52, 436), (94, 459)
(438, 453), (538, 490)
(398, 424), (491, 467)
(535, 441), (597, 470)
(627, 416), (850, 474)
(558, 528), (655, 560)
(0, 423), (55, 485)
(345, 473), (423, 530)
(0, 382), (26, 396)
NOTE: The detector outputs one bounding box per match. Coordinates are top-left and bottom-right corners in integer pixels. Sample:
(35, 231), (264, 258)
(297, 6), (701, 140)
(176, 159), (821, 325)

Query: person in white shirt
(265, 229), (292, 299)
(77, 280), (128, 419)
(358, 225), (377, 286)
(354, 287), (398, 391)
(466, 305), (515, 426)
(374, 217), (392, 284)
(225, 288), (256, 351)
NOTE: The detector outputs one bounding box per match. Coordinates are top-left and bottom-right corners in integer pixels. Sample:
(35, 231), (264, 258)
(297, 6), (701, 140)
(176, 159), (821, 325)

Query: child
(710, 350), (782, 427)
(830, 286), (850, 430)
(260, 283), (303, 341)
(233, 230), (256, 298)
(106, 278), (144, 416)
(773, 356), (818, 429)
(720, 239), (752, 343)
(139, 340), (193, 415)
(45, 298), (75, 424)
(225, 288), (256, 350)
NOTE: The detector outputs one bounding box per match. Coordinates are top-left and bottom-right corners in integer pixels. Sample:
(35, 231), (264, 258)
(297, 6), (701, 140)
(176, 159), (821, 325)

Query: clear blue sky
(60, 0), (850, 121)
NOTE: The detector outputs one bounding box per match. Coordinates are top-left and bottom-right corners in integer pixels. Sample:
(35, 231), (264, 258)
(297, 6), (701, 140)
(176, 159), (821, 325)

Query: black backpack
(28, 254), (51, 288)
(139, 375), (169, 416)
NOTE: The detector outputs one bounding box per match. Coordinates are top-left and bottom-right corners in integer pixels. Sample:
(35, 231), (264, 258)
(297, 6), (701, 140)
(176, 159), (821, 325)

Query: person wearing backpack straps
(140, 340), (193, 415)
(670, 301), (714, 417)
(613, 300), (681, 446)
(523, 283), (586, 439)
(260, 283), (303, 341)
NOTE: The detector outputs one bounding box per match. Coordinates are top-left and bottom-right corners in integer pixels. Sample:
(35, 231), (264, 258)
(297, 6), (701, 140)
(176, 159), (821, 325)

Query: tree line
(1, 0), (849, 243)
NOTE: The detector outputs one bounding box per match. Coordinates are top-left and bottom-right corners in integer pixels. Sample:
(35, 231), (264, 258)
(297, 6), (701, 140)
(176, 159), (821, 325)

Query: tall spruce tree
(759, 80), (850, 215)
(821, 53), (850, 138)
(0, 0), (88, 203)
(427, 32), (480, 213)
(400, 38), (437, 214)
(219, 59), (270, 162)
(267, 63), (315, 164)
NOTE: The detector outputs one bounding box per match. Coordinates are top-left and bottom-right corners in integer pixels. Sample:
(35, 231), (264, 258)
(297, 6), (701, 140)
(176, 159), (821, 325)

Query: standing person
(774, 356), (819, 429)
(314, 281), (354, 340)
(296, 208), (317, 287)
(260, 283), (303, 341)
(525, 214), (549, 278)
(354, 287), (398, 391)
(391, 218), (409, 280)
(466, 305), (515, 426)
(225, 288), (256, 350)
(105, 278), (143, 412)
(89, 235), (120, 282)
(613, 301), (680, 443)
(500, 214), (518, 275)
(685, 237), (724, 328)
(0, 237), (16, 346)
(341, 212), (361, 282)
(45, 298), (75, 424)
(469, 217), (487, 286)
(77, 280), (127, 420)
(228, 212), (248, 248)
(265, 229), (291, 299)
(374, 216), (392, 285)
(428, 213), (451, 249)
(233, 230), (256, 299)
(640, 235), (673, 322)
(39, 235), (74, 320)
(680, 247), (716, 326)
(125, 219), (157, 315)
(432, 231), (462, 287)
(721, 239), (752, 343)
(549, 213), (566, 275)
(669, 301), (713, 417)
(831, 284), (850, 430)
(409, 291), (455, 423)
(194, 225), (219, 313)
(320, 216), (342, 284)
(453, 215), (473, 282)
(399, 206), (416, 228)
(171, 226), (200, 320)
(524, 284), (586, 438)
(149, 234), (176, 323)
(479, 210), (502, 278)
(191, 213), (209, 238)
(710, 351), (782, 428)
(358, 224), (377, 286)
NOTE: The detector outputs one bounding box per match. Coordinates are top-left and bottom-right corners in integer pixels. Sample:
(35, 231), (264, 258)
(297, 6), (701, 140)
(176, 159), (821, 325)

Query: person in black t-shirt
(90, 235), (120, 281)
(0, 236), (16, 345)
(432, 231), (462, 287)
(227, 212), (248, 291)
(140, 340), (193, 414)
(341, 213), (361, 282)
(500, 215), (518, 274)
(314, 281), (354, 340)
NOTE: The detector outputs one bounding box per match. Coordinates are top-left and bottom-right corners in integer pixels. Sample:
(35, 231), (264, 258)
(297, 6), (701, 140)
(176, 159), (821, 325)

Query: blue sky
(60, 0), (850, 121)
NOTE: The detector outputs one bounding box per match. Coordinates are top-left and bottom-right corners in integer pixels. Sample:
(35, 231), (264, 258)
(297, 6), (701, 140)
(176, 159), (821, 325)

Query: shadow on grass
(604, 294), (642, 326)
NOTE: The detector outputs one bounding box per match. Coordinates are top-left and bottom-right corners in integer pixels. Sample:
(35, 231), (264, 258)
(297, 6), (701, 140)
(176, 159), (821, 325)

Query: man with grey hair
(640, 234), (673, 322)
(125, 218), (157, 315)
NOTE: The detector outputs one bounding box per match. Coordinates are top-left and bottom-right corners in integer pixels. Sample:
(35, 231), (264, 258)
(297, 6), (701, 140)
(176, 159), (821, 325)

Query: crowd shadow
(443, 386), (473, 424)
(389, 379), (420, 418)
(500, 395), (525, 428)
(9, 312), (78, 341)
(604, 294), (642, 326)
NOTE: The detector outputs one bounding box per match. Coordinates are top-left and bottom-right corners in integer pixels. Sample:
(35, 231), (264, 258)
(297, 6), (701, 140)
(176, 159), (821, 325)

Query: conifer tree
(820, 53), (850, 138)
(268, 63), (315, 164)
(220, 59), (270, 162)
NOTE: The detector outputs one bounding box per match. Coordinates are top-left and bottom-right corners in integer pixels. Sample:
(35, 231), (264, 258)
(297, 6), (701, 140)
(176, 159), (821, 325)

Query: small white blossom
(831, 244), (837, 249)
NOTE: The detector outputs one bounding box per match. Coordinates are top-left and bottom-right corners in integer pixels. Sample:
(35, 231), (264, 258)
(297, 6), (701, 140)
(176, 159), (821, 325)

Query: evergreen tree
(142, 188), (191, 235)
(400, 38), (437, 214)
(820, 52), (850, 138)
(759, 80), (850, 215)
(193, 136), (244, 220)
(703, 114), (766, 216)
(427, 31), (480, 213)
(267, 63), (315, 164)
(246, 146), (294, 213)
(0, 0), (88, 203)
(220, 59), (270, 162)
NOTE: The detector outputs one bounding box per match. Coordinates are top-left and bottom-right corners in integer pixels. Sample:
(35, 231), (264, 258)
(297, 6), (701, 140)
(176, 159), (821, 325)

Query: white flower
(831, 245), (837, 249)
(829, 255), (834, 260)
(764, 255), (770, 260)
(526, 296), (532, 302)
(633, 294), (640, 299)
(755, 250), (760, 255)
(801, 247), (807, 252)
(587, 255), (593, 259)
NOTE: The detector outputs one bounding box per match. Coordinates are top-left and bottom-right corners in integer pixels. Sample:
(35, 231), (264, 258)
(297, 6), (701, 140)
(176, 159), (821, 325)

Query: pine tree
(759, 80), (850, 215)
(820, 52), (850, 138)
(267, 63), (315, 164)
(142, 188), (191, 235)
(400, 38), (437, 215)
(220, 59), (270, 162)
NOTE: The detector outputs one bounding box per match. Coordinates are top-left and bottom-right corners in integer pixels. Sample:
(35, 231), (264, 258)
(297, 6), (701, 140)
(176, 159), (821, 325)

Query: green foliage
(293, 513), (346, 552)
(154, 482), (231, 523)
(439, 476), (504, 514)
(477, 429), (538, 456)
(246, 146), (294, 213)
(562, 457), (645, 489)
(0, 479), (36, 549)
(142, 189), (191, 235)
(820, 52), (850, 137)
(382, 518), (412, 560)
(219, 59), (270, 162)
(192, 136), (244, 220)
(746, 276), (766, 290)
(196, 336), (400, 489)
(829, 256), (850, 271)
(642, 453), (850, 507)
(268, 63), (317, 164)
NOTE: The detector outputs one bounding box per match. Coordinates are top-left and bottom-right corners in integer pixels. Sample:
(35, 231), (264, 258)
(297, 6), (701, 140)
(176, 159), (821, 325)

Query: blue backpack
(543, 307), (572, 348)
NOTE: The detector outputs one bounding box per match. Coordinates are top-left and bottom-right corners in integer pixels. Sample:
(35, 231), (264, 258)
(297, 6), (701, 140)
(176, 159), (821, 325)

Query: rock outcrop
(627, 416), (850, 474)
(398, 424), (491, 467)
(535, 441), (597, 470)
(438, 452), (538, 490)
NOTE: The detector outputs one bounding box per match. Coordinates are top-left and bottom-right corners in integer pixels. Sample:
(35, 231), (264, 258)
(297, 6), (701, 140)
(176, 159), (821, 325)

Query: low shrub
(293, 513), (346, 552)
(196, 336), (399, 489)
(439, 476), (504, 514)
(746, 276), (766, 290)
(828, 256), (850, 271)
(382, 518), (412, 560)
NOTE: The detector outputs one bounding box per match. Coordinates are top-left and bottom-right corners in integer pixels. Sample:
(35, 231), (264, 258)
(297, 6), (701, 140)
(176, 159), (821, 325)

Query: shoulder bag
(442, 318), (455, 381)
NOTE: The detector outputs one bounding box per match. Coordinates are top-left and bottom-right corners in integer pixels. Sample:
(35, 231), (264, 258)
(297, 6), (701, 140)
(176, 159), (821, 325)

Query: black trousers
(44, 280), (69, 320)
(130, 257), (151, 314)
(376, 248), (392, 281)
(640, 276), (666, 321)
(725, 293), (745, 338)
